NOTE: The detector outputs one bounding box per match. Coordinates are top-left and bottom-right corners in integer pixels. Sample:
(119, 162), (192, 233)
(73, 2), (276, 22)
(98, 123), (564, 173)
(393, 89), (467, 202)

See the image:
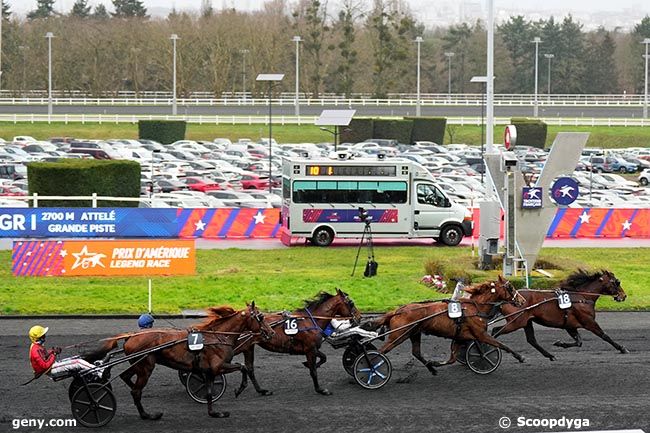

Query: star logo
(579, 211), (591, 224)
(253, 211), (266, 225)
(194, 220), (206, 231)
(71, 246), (106, 270)
(622, 220), (632, 231)
(60, 249), (68, 258)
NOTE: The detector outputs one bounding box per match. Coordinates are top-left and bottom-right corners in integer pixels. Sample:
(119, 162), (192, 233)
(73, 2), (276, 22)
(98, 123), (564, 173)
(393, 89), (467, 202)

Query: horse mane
(195, 306), (238, 329)
(464, 280), (493, 297)
(561, 269), (604, 291)
(302, 291), (335, 311)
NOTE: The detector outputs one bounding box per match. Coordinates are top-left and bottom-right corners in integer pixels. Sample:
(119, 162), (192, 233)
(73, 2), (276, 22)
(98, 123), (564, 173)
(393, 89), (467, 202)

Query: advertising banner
(12, 239), (196, 277)
(0, 208), (280, 239)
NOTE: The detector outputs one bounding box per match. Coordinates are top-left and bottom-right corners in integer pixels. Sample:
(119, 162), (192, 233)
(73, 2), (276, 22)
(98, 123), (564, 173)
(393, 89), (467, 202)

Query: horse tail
(360, 312), (396, 331)
(78, 332), (133, 362)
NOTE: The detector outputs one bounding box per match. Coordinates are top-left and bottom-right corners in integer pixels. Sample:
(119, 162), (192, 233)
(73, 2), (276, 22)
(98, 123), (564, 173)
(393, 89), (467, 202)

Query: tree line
(1, 0), (650, 97)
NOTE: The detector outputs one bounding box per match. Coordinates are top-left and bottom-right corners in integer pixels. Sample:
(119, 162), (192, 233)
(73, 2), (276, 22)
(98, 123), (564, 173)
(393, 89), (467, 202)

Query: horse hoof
(234, 388), (246, 398)
(517, 356), (525, 363)
(209, 411), (230, 419)
(141, 412), (163, 421)
(553, 341), (565, 347)
(431, 362), (443, 367)
(260, 390), (274, 396)
(317, 388), (332, 396)
(620, 348), (630, 354)
(548, 356), (556, 362)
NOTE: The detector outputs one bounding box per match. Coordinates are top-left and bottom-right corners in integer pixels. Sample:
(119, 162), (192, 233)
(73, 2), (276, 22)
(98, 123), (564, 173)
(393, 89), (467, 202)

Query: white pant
(49, 358), (97, 378)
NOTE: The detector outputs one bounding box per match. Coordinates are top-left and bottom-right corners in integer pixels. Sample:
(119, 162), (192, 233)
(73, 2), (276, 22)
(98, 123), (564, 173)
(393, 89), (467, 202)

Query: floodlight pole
(486, 0), (494, 154)
(0, 0), (3, 94)
(171, 34), (180, 116)
(444, 52), (455, 99)
(293, 36), (301, 116)
(532, 37), (542, 117)
(46, 32), (54, 120)
(415, 36), (423, 117)
(544, 53), (554, 99)
(642, 38), (650, 119)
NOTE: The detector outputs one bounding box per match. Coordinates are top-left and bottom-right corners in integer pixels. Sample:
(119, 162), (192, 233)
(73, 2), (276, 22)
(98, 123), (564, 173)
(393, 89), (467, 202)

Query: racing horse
(88, 303), (274, 420)
(491, 269), (629, 360)
(235, 289), (361, 396)
(362, 275), (526, 376)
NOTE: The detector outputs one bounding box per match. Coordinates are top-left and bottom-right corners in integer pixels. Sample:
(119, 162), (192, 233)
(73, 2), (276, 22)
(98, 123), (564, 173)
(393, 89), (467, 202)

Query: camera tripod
(351, 219), (378, 277)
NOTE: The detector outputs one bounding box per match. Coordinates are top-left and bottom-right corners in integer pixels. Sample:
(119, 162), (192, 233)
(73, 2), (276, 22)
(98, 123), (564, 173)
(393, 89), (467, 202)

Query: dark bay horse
(235, 289), (361, 396)
(90, 303), (274, 420)
(363, 275), (526, 376)
(492, 269), (629, 360)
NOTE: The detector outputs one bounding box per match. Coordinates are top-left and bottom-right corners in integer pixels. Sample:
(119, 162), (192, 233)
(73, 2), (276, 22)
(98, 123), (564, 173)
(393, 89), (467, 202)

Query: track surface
(1, 314), (648, 433)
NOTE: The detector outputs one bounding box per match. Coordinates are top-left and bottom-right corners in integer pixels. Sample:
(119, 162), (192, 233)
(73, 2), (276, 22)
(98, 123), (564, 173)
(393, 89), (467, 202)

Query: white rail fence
(1, 113), (649, 127)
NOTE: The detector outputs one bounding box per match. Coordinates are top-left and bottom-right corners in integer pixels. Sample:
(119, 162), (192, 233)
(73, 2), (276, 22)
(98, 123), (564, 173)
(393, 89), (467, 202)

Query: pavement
(1, 313), (648, 433)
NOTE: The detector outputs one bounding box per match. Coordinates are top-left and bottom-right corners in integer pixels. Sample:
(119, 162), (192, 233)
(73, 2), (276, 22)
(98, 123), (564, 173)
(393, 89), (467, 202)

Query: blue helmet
(138, 314), (154, 329)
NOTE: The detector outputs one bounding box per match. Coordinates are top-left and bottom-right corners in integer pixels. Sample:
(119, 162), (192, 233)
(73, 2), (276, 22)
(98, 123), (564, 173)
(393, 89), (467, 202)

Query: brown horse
(362, 275), (526, 376)
(235, 289), (361, 396)
(492, 269), (629, 360)
(89, 303), (274, 420)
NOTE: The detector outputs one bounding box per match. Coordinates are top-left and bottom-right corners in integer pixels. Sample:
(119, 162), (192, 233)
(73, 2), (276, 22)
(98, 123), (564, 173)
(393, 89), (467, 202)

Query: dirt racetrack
(1, 314), (648, 433)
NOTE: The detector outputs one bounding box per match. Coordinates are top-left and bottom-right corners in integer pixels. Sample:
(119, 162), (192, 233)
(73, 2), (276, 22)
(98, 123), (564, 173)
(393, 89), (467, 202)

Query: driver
(29, 325), (100, 379)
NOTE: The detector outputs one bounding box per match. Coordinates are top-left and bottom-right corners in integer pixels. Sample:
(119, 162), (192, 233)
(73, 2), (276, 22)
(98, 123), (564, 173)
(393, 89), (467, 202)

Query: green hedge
(28, 160), (141, 207)
(405, 117), (447, 145)
(138, 120), (186, 144)
(340, 118), (374, 143)
(510, 118), (548, 149)
(373, 119), (414, 144)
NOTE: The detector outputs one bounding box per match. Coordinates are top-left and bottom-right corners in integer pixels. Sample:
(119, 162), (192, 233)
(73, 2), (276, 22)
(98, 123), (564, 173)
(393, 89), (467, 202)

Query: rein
(519, 288), (617, 298)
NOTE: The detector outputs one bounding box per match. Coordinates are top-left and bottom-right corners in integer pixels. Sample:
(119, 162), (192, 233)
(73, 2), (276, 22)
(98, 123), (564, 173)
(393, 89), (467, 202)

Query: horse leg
(431, 340), (461, 367)
(129, 359), (162, 420)
(242, 347), (272, 396)
(553, 328), (583, 349)
(472, 328), (525, 363)
(315, 350), (327, 369)
(409, 332), (437, 375)
(218, 362), (249, 398)
(202, 370), (229, 419)
(305, 350), (331, 396)
(580, 319), (630, 354)
(523, 322), (556, 361)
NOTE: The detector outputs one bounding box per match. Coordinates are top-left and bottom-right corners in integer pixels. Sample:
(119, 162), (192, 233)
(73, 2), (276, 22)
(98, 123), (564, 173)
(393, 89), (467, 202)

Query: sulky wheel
(68, 377), (112, 402)
(342, 342), (376, 376)
(352, 350), (392, 390)
(71, 382), (117, 428)
(185, 372), (227, 404)
(465, 341), (502, 375)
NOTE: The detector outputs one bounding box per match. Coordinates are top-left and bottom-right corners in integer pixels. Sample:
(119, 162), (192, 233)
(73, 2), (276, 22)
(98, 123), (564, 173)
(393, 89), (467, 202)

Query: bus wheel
(439, 225), (463, 246)
(311, 227), (334, 247)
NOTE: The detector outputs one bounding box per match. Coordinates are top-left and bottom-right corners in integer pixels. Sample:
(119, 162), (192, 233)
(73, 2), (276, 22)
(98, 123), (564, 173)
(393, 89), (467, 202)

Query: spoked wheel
(342, 342), (376, 376)
(185, 372), (227, 404)
(456, 341), (469, 366)
(71, 382), (117, 428)
(68, 377), (112, 402)
(465, 341), (502, 375)
(353, 350), (392, 390)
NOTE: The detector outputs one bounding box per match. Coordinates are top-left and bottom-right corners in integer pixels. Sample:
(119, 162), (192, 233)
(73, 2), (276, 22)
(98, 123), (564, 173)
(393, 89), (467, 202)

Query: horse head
(598, 270), (626, 302)
(334, 288), (362, 325)
(466, 275), (525, 307)
(245, 301), (275, 341)
(303, 289), (361, 325)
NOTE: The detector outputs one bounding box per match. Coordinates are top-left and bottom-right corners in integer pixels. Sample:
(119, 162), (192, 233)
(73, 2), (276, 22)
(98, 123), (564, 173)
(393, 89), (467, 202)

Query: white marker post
(148, 279), (152, 313)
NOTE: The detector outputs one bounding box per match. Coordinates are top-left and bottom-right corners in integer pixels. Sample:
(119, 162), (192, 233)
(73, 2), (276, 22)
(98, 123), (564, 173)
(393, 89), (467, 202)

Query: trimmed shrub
(138, 120), (186, 144)
(510, 118), (548, 149)
(372, 119), (414, 144)
(340, 118), (374, 144)
(28, 160), (141, 207)
(405, 117), (447, 145)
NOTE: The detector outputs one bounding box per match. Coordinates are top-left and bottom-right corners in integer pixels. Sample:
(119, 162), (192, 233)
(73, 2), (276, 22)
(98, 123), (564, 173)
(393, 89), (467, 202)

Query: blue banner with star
(0, 208), (281, 238)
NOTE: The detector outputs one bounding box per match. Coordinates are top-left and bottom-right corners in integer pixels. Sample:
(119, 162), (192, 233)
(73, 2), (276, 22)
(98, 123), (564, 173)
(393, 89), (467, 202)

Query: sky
(12, 0), (650, 20)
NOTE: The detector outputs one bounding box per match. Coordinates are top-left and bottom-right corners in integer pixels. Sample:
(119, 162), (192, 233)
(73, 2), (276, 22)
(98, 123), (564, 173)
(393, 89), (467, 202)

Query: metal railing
(0, 93), (647, 107)
(1, 113), (649, 127)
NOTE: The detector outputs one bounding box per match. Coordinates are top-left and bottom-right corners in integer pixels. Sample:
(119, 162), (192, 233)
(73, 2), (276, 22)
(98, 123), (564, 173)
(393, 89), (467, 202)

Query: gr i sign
(522, 187), (543, 209)
(504, 125), (517, 151)
(550, 177), (580, 206)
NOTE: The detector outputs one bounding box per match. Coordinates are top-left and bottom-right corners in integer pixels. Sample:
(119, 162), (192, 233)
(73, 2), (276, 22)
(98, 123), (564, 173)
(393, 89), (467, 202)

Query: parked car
(639, 169), (650, 186)
(183, 177), (221, 192)
(239, 173), (270, 190)
(156, 179), (189, 193)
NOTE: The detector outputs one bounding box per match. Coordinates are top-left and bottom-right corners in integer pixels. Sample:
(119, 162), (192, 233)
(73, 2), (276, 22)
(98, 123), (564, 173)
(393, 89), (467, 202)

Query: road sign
(504, 125), (517, 150)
